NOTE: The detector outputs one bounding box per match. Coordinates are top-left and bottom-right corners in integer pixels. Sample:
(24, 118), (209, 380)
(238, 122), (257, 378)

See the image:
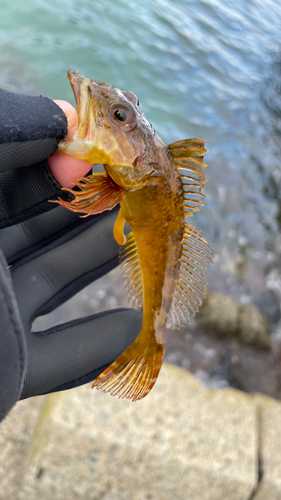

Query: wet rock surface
(238, 304), (271, 349)
(198, 291), (240, 339)
(198, 291), (271, 349)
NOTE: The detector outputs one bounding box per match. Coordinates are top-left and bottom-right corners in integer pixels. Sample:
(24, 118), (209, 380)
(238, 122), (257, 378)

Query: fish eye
(114, 110), (128, 122)
(109, 102), (136, 131)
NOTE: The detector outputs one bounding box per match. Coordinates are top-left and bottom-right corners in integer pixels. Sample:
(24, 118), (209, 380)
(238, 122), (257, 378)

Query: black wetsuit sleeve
(0, 88), (70, 228)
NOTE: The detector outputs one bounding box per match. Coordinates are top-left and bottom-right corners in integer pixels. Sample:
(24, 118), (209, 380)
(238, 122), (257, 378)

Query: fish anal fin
(52, 172), (126, 217)
(167, 222), (213, 329)
(120, 232), (143, 309)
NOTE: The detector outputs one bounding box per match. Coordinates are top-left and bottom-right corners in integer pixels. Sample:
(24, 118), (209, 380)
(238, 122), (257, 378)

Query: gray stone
(0, 364), (258, 499)
(198, 291), (240, 337)
(238, 305), (271, 349)
(198, 290), (271, 349)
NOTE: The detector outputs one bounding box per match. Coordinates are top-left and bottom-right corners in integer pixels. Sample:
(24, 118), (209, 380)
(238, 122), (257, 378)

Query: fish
(55, 69), (213, 401)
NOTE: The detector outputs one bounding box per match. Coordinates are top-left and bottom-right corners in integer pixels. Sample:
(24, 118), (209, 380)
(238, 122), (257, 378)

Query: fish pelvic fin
(51, 172), (126, 216)
(92, 342), (164, 401)
(113, 208), (127, 245)
(120, 231), (143, 309)
(168, 138), (208, 217)
(167, 222), (214, 329)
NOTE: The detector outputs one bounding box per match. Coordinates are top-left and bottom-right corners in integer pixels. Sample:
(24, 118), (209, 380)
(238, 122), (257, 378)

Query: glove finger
(0, 206), (101, 264)
(0, 89), (67, 173)
(0, 139), (58, 173)
(11, 208), (122, 327)
(20, 308), (142, 399)
(0, 165), (72, 229)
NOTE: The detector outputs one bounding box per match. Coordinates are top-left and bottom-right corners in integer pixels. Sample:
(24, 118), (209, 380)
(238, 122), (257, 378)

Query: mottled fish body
(56, 70), (213, 400)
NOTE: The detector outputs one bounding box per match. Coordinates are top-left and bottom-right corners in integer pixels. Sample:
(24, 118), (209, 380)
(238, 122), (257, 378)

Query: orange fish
(55, 70), (213, 401)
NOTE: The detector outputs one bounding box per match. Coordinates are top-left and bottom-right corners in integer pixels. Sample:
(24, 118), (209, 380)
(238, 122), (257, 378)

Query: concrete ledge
(0, 396), (44, 499)
(0, 363), (279, 499)
(253, 394), (281, 500)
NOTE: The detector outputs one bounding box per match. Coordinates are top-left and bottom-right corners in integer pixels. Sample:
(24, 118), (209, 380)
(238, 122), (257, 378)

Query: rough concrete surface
(0, 363), (279, 499)
(0, 396), (44, 499)
(253, 394), (281, 500)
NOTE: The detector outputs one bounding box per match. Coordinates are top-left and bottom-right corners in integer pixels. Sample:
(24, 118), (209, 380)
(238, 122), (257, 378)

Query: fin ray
(166, 138), (213, 329)
(92, 343), (164, 401)
(53, 172), (125, 216)
(167, 224), (213, 329)
(168, 138), (208, 218)
(120, 232), (143, 309)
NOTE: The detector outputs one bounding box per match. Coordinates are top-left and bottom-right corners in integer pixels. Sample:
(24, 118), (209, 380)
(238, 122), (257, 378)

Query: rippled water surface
(1, 0), (281, 393)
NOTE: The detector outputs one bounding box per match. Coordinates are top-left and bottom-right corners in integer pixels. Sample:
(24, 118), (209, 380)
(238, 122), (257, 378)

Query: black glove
(0, 88), (141, 422)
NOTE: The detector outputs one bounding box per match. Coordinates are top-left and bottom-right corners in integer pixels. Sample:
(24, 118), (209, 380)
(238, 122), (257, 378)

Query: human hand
(0, 88), (141, 421)
(47, 99), (91, 187)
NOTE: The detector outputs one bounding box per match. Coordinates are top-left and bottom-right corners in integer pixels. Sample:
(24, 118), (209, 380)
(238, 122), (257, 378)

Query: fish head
(58, 70), (164, 190)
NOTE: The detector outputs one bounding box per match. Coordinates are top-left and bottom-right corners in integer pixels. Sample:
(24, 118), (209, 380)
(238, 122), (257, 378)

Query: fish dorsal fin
(168, 138), (208, 217)
(167, 222), (213, 329)
(120, 232), (143, 309)
(167, 139), (212, 328)
(54, 172), (126, 216)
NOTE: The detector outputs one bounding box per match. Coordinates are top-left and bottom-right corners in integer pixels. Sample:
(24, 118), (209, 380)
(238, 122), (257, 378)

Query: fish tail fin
(92, 341), (165, 401)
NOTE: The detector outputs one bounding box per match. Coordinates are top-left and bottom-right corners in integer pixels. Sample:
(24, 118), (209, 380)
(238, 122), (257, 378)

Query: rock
(198, 291), (240, 337)
(198, 291), (271, 349)
(238, 304), (271, 349)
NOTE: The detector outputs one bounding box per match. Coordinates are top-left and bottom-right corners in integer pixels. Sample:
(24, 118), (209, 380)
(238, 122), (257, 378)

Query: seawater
(1, 0), (281, 322)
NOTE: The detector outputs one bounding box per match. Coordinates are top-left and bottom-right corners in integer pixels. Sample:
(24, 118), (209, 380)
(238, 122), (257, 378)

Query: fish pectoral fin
(168, 138), (208, 217)
(113, 208), (127, 245)
(120, 231), (143, 309)
(52, 172), (126, 217)
(92, 342), (164, 401)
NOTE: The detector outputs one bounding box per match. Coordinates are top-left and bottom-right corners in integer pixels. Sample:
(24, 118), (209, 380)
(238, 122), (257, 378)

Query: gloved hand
(0, 88), (141, 422)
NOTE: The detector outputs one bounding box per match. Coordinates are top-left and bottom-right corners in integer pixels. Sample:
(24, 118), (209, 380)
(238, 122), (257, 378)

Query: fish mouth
(57, 71), (106, 162)
(67, 69), (97, 144)
(67, 70), (116, 142)
(57, 70), (136, 170)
